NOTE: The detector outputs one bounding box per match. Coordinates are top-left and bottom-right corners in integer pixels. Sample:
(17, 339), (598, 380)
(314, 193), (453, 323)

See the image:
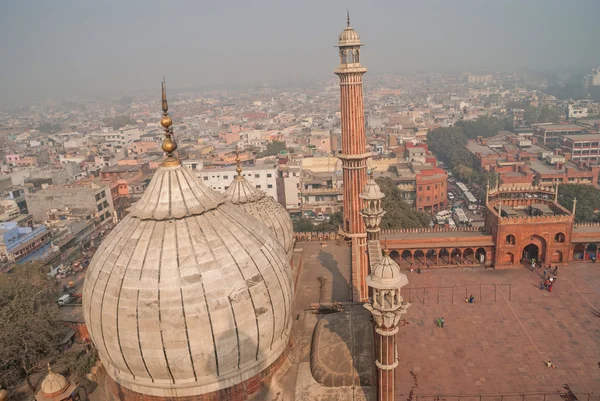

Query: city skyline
(1, 0), (600, 104)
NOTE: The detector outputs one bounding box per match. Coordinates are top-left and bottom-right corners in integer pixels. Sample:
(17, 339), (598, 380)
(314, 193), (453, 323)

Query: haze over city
(1, 0), (600, 103)
(2, 2), (600, 401)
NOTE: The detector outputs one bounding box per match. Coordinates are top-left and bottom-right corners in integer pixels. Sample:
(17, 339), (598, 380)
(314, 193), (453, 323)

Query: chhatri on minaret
(82, 82), (293, 400)
(335, 13), (370, 300)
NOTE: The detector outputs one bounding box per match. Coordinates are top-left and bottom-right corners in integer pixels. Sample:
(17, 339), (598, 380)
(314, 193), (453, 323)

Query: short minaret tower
(364, 250), (410, 401)
(335, 13), (370, 299)
(360, 170), (386, 241)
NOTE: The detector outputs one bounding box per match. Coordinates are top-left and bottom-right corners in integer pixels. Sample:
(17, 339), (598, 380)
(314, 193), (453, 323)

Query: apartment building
(191, 164), (279, 200)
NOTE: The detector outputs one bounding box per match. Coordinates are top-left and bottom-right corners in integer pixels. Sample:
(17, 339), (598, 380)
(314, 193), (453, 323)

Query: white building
(190, 164), (279, 201)
(568, 104), (588, 119)
(89, 126), (141, 149)
(277, 164), (301, 210)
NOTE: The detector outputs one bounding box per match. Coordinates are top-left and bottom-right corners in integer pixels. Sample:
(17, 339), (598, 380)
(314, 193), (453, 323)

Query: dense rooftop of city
(1, 2), (600, 401)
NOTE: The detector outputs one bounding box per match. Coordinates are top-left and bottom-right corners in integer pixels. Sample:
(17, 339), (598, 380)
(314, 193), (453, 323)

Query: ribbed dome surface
(338, 27), (361, 46)
(40, 369), (68, 396)
(82, 163), (293, 398)
(360, 176), (384, 200)
(370, 255), (408, 289)
(225, 176), (294, 259)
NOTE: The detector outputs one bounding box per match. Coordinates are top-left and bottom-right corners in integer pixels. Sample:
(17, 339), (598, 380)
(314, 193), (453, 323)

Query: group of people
(540, 265), (559, 292)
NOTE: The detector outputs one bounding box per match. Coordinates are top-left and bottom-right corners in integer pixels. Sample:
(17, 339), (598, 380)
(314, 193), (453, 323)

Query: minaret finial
(572, 197), (577, 215)
(161, 78), (168, 113)
(47, 362), (53, 374)
(159, 79), (179, 166)
(347, 9), (350, 27)
(235, 146), (243, 177)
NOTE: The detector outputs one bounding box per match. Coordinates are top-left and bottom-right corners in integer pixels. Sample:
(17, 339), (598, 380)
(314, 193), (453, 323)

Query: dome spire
(235, 147), (243, 178)
(160, 79), (179, 166)
(347, 9), (350, 27)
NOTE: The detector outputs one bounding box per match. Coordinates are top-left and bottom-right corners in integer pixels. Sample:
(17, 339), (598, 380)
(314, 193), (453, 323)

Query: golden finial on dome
(47, 362), (53, 374)
(160, 79), (179, 166)
(235, 147), (243, 177)
(383, 239), (389, 256)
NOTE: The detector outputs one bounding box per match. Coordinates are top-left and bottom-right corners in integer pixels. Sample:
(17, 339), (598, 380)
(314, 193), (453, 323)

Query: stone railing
(294, 231), (337, 242)
(499, 214), (572, 224)
(381, 226), (482, 234)
(300, 187), (343, 194)
(574, 222), (600, 228)
(488, 183), (555, 195)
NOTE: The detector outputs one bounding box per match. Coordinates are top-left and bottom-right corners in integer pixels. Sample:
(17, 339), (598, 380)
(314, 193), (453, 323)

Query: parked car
(58, 294), (74, 306)
(448, 192), (455, 200)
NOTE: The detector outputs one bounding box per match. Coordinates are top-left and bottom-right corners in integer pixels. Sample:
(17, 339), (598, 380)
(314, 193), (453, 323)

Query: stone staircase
(367, 240), (382, 268)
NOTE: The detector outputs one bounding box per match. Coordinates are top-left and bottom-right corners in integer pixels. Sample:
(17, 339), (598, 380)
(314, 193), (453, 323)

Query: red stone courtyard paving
(395, 263), (600, 398)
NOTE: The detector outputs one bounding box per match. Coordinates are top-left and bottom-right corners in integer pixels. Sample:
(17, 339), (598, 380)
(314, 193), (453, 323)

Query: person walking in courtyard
(543, 268), (548, 279)
(440, 317), (445, 328)
(553, 266), (559, 276)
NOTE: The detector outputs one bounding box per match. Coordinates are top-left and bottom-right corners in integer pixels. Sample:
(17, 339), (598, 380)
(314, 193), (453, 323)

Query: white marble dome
(225, 173), (294, 259)
(82, 163), (293, 398)
(40, 365), (69, 397)
(360, 175), (384, 201)
(338, 26), (361, 46)
(369, 253), (408, 290)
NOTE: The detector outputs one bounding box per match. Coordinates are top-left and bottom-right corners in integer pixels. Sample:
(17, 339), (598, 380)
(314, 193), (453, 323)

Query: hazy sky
(1, 0), (599, 104)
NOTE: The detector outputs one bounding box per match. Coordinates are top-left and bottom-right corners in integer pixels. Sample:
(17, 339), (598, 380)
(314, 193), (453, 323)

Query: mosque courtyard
(296, 242), (600, 400)
(394, 262), (600, 398)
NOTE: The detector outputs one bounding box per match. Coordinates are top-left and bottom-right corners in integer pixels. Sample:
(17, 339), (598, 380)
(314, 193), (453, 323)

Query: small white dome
(368, 254), (408, 290)
(360, 176), (384, 200)
(338, 27), (361, 46)
(40, 365), (68, 397)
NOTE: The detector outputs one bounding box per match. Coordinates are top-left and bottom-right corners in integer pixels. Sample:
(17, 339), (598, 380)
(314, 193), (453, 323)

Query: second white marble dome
(82, 164), (293, 398)
(225, 174), (294, 259)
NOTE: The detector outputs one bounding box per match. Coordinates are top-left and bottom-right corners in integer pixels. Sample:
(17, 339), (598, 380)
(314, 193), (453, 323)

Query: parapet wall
(381, 226), (481, 234)
(293, 226), (484, 242)
(294, 231), (337, 242)
(499, 214), (572, 224)
(574, 222), (600, 228)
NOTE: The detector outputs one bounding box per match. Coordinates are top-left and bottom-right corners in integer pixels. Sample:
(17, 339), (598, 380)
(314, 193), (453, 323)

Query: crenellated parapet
(294, 231), (337, 242)
(381, 226), (481, 234)
(574, 222), (600, 228)
(499, 214), (573, 224)
(488, 183), (556, 197)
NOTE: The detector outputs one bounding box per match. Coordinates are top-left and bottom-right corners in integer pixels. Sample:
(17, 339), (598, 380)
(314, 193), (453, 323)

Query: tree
(427, 127), (474, 170)
(524, 105), (562, 124)
(103, 115), (136, 130)
(376, 177), (430, 229)
(293, 218), (314, 232)
(0, 264), (66, 391)
(36, 123), (62, 133)
(313, 210), (343, 232)
(556, 184), (600, 223)
(455, 116), (506, 139)
(258, 140), (287, 158)
(60, 347), (98, 382)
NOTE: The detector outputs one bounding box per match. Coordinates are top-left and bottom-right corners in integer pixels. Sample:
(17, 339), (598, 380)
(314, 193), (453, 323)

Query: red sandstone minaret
(335, 13), (370, 300)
